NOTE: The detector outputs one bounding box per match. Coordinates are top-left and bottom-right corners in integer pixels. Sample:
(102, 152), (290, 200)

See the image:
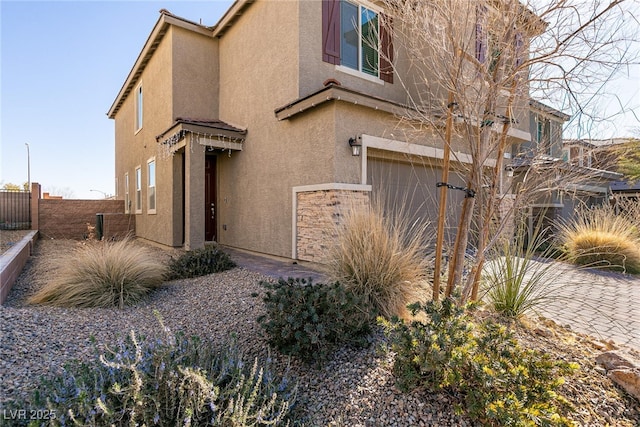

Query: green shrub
(28, 238), (166, 308)
(258, 278), (373, 366)
(167, 245), (236, 280)
(381, 299), (577, 426)
(28, 313), (295, 426)
(327, 202), (431, 319)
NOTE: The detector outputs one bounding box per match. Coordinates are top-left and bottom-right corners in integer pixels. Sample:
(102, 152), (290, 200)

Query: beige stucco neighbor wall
(296, 188), (370, 263)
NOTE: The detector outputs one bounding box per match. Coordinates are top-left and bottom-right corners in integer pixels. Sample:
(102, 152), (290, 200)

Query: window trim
(124, 172), (130, 214)
(147, 158), (156, 214)
(135, 166), (142, 214)
(135, 83), (143, 133)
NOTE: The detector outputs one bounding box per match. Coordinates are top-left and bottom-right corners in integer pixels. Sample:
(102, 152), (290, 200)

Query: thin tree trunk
(433, 91), (456, 301)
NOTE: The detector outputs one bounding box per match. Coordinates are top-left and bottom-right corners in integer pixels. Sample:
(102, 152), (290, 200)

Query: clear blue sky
(1, 1), (638, 199)
(1, 1), (232, 199)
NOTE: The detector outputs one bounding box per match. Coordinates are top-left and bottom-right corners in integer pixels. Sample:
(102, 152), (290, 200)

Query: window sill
(335, 65), (384, 85)
(135, 210), (142, 215)
(147, 209), (157, 215)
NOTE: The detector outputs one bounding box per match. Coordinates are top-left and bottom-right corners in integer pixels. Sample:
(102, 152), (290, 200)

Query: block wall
(39, 199), (134, 240)
(296, 189), (370, 263)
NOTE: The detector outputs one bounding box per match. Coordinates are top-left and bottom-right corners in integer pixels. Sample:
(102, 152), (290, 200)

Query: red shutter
(475, 5), (487, 64)
(514, 31), (524, 67)
(322, 0), (341, 65)
(380, 15), (394, 83)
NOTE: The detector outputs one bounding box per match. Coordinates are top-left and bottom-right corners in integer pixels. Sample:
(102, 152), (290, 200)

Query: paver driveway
(531, 262), (640, 350)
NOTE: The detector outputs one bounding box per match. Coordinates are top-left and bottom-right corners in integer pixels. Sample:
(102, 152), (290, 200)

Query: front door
(205, 155), (217, 242)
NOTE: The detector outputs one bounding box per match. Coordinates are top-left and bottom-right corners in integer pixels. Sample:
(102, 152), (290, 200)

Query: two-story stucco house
(108, 0), (533, 262)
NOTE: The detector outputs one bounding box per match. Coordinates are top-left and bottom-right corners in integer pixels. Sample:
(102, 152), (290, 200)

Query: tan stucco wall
(114, 25), (174, 246)
(216, 0), (337, 258)
(114, 25), (217, 248)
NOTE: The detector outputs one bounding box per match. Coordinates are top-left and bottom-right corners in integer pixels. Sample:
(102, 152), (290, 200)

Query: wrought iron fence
(0, 189), (31, 230)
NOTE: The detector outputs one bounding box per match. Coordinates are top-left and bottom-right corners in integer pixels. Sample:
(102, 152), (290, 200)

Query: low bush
(167, 245), (236, 279)
(28, 313), (295, 426)
(381, 299), (577, 426)
(327, 202), (431, 319)
(558, 204), (640, 274)
(28, 238), (166, 308)
(258, 278), (373, 366)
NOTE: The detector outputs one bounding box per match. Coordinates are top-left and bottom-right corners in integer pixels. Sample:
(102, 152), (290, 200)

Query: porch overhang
(156, 118), (246, 153)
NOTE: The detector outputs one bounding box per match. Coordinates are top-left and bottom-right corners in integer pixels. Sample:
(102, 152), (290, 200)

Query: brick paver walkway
(533, 262), (640, 350)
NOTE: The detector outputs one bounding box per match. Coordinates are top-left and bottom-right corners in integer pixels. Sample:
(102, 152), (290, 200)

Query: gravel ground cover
(0, 230), (31, 255)
(1, 238), (639, 426)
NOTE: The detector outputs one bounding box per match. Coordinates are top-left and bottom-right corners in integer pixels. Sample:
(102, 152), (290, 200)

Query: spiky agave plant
(483, 216), (561, 318)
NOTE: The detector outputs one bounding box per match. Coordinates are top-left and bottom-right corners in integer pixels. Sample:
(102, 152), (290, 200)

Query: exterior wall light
(348, 136), (362, 156)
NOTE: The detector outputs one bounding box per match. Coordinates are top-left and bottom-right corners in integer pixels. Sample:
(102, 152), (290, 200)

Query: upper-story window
(475, 6), (524, 72)
(341, 1), (378, 76)
(535, 117), (552, 156)
(322, 0), (393, 83)
(135, 84), (143, 132)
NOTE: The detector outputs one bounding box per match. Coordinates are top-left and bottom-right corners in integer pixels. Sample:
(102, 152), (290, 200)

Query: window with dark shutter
(322, 0), (393, 83)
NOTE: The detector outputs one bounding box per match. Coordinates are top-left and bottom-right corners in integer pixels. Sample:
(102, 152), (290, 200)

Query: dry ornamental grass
(558, 203), (640, 275)
(328, 202), (432, 319)
(28, 237), (167, 308)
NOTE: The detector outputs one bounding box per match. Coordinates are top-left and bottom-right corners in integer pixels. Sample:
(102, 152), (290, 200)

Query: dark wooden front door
(205, 155), (217, 242)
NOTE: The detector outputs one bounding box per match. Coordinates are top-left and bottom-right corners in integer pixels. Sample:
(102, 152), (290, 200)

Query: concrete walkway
(223, 246), (639, 351)
(222, 246), (328, 283)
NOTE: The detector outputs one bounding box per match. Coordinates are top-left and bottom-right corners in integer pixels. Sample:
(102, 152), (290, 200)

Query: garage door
(367, 156), (467, 245)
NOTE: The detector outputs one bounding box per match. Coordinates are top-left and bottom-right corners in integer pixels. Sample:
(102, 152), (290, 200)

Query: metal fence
(0, 190), (31, 230)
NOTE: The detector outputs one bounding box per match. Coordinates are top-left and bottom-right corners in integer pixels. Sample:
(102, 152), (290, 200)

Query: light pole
(90, 189), (108, 199)
(25, 143), (30, 191)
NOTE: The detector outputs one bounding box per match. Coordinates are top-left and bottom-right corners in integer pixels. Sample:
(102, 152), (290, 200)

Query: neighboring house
(108, 1), (533, 262)
(511, 101), (621, 238)
(564, 138), (640, 201)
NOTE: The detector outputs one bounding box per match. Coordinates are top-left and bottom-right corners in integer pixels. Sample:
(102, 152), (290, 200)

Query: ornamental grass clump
(28, 237), (166, 308)
(558, 203), (640, 274)
(328, 201), (431, 319)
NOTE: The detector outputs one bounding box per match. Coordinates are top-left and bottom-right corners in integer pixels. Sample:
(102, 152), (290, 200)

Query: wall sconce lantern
(348, 136), (362, 156)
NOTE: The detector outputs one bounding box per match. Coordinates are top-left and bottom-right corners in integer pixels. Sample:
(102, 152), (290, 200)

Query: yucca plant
(327, 200), (432, 319)
(558, 203), (640, 274)
(28, 237), (167, 308)
(483, 218), (559, 318)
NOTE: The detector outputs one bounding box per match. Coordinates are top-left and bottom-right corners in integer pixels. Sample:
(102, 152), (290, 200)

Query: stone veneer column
(296, 189), (370, 263)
